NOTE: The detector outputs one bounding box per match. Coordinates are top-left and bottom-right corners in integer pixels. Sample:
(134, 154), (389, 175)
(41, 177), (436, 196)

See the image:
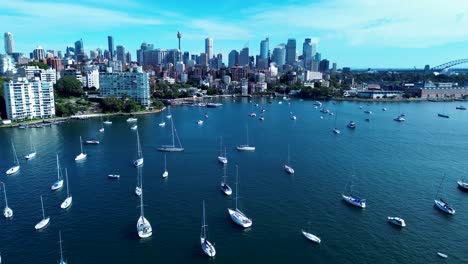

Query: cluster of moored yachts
(2, 100), (468, 261)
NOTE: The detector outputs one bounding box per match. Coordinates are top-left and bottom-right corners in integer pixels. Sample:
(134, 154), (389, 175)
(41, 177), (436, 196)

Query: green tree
(101, 96), (123, 113)
(21, 61), (50, 70)
(54, 77), (84, 97)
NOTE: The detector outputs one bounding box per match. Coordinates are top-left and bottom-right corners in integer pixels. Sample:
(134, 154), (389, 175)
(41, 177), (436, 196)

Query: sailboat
(301, 222), (321, 243)
(58, 231), (67, 264)
(438, 100), (450, 118)
(51, 154), (64, 191)
(135, 167), (142, 196)
(60, 169), (72, 209)
(157, 116), (184, 152)
(74, 136), (87, 161)
(166, 106), (172, 119)
(158, 114), (166, 127)
(342, 176), (366, 208)
(99, 116), (105, 132)
(283, 145), (295, 174)
(2, 182), (13, 218)
(228, 165), (253, 228)
(394, 103), (406, 122)
(457, 176), (468, 192)
(5, 142), (20, 175)
(217, 138), (228, 164)
(200, 200), (216, 257)
(434, 175), (455, 215)
(133, 129), (144, 167)
(220, 165), (232, 195)
(162, 154), (169, 178)
(103, 116), (112, 125)
(332, 112), (340, 134)
(136, 169), (152, 238)
(237, 126), (255, 151)
(34, 195), (50, 230)
(25, 136), (37, 159)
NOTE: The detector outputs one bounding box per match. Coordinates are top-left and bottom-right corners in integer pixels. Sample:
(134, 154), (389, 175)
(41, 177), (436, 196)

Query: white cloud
(247, 0), (468, 48)
(186, 19), (251, 40)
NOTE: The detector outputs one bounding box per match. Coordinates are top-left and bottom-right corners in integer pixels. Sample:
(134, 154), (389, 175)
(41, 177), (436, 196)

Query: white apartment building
(99, 66), (150, 107)
(3, 77), (55, 120)
(83, 66), (100, 89)
(40, 68), (57, 84)
(18, 65), (41, 78)
(0, 54), (16, 75)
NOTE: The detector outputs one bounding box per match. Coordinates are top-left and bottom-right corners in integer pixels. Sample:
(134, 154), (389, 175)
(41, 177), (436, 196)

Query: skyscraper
(272, 44), (286, 67)
(107, 36), (114, 60)
(228, 50), (239, 68)
(200, 53), (208, 66)
(260, 38), (269, 60)
(33, 46), (45, 60)
(205, 38), (213, 60)
(116, 45), (126, 65)
(302, 38), (313, 70)
(75, 39), (84, 60)
(4, 32), (14, 54)
(126, 52), (132, 64)
(285, 39), (296, 65)
(238, 47), (249, 67)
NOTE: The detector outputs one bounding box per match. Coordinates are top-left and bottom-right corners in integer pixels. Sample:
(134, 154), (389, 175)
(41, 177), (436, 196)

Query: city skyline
(1, 0), (467, 68)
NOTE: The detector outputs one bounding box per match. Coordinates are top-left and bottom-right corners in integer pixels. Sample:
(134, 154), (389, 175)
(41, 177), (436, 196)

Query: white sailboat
(342, 176), (366, 208)
(74, 136), (87, 161)
(126, 117), (138, 122)
(60, 169), (72, 209)
(51, 154), (64, 191)
(5, 142), (20, 175)
(157, 115), (184, 152)
(25, 136), (37, 159)
(217, 138), (228, 164)
(133, 129), (144, 167)
(162, 154), (169, 178)
(220, 165), (232, 196)
(58, 231), (67, 264)
(99, 116), (105, 132)
(137, 169), (152, 238)
(332, 112), (340, 134)
(283, 144), (295, 174)
(159, 115), (166, 127)
(2, 182), (13, 218)
(103, 116), (112, 125)
(201, 200), (216, 257)
(228, 165), (252, 228)
(166, 106), (172, 119)
(434, 175), (455, 215)
(34, 195), (50, 230)
(301, 228), (321, 244)
(237, 126), (255, 151)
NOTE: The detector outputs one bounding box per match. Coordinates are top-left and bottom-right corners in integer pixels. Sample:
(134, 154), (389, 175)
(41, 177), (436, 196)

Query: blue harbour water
(1, 98), (468, 263)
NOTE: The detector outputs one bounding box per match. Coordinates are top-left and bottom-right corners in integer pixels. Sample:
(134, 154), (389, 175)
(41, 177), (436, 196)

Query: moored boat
(387, 216), (406, 227)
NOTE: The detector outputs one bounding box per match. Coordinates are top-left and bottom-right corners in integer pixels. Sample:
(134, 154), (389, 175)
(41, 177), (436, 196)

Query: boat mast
(65, 169), (70, 198)
(59, 231), (64, 262)
(164, 154), (167, 170)
(11, 142), (18, 165)
(436, 174), (446, 199)
(139, 168), (144, 218)
(222, 164), (227, 184)
(2, 183), (8, 208)
(136, 130), (142, 158)
(235, 165), (239, 210)
(202, 200), (207, 239)
(40, 195), (45, 220)
(79, 136), (84, 154)
(56, 154), (60, 181)
(171, 117), (175, 147)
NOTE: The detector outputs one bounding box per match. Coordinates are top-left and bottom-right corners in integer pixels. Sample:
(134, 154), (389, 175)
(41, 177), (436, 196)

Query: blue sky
(1, 0), (467, 68)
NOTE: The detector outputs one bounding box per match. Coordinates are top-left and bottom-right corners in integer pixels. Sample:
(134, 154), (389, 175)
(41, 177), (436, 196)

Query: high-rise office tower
(107, 36), (114, 60)
(74, 39), (84, 56)
(33, 46), (45, 60)
(126, 52), (132, 64)
(116, 45), (126, 64)
(239, 47), (249, 67)
(272, 44), (286, 67)
(302, 38), (313, 70)
(200, 53), (208, 66)
(4, 32), (14, 54)
(228, 50), (239, 68)
(285, 38), (296, 65)
(260, 38), (269, 60)
(182, 51), (190, 65)
(205, 38), (213, 60)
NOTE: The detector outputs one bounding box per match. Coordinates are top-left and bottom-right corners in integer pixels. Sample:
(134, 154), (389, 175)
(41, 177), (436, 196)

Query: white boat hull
(236, 146), (255, 151)
(157, 146), (184, 152)
(218, 156), (228, 164)
(137, 216), (152, 238)
(25, 152), (37, 159)
(4, 207), (13, 218)
(74, 153), (87, 161)
(135, 187), (142, 196)
(342, 194), (366, 208)
(301, 230), (321, 243)
(108, 174), (120, 179)
(434, 199), (455, 215)
(6, 165), (20, 175)
(201, 238), (216, 257)
(99, 128), (104, 132)
(131, 125), (138, 130)
(162, 170), (168, 178)
(221, 183), (232, 196)
(228, 208), (252, 228)
(284, 165), (295, 174)
(159, 122), (165, 127)
(387, 216), (406, 227)
(133, 158), (144, 167)
(51, 180), (64, 191)
(35, 217), (50, 230)
(61, 197), (72, 209)
(104, 121), (112, 125)
(127, 118), (137, 122)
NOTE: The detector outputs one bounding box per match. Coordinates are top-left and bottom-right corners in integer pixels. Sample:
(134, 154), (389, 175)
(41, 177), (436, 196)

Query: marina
(0, 98), (467, 263)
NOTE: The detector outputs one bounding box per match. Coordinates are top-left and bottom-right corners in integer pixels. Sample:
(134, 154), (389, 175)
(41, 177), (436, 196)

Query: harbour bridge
(431, 59), (468, 72)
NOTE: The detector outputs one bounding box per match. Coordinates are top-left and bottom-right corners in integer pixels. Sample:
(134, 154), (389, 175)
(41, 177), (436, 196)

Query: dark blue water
(1, 99), (467, 263)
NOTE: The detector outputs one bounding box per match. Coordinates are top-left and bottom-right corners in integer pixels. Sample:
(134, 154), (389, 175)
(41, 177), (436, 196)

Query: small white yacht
(6, 142), (20, 175)
(108, 174), (120, 179)
(99, 127), (104, 133)
(228, 166), (252, 228)
(387, 217), (406, 227)
(126, 117), (137, 122)
(197, 120), (204, 125)
(457, 180), (468, 191)
(342, 194), (366, 208)
(2, 182), (13, 218)
(217, 139), (228, 164)
(237, 126), (255, 151)
(60, 169), (72, 209)
(130, 124), (138, 130)
(25, 136), (37, 159)
(301, 229), (321, 243)
(284, 145), (295, 174)
(159, 121), (166, 127)
(103, 119), (112, 125)
(74, 136), (87, 161)
(382, 107), (387, 111)
(51, 155), (64, 191)
(434, 199), (455, 215)
(162, 154), (169, 178)
(34, 195), (50, 230)
(291, 115), (297, 120)
(135, 186), (142, 196)
(220, 165), (232, 196)
(200, 201), (216, 257)
(137, 170), (152, 238)
(133, 130), (144, 167)
(333, 128), (341, 134)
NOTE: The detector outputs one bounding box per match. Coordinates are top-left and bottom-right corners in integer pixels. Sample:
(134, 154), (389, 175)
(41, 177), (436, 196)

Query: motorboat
(437, 252), (448, 259)
(108, 174), (120, 179)
(438, 113), (449, 118)
(130, 124), (138, 130)
(387, 217), (406, 227)
(85, 140), (100, 145)
(126, 117), (137, 122)
(394, 116), (405, 122)
(291, 115), (297, 120)
(249, 112), (257, 117)
(347, 121), (356, 129)
(333, 128), (341, 134)
(301, 229), (321, 243)
(237, 145), (255, 151)
(159, 121), (166, 127)
(364, 110), (372, 114)
(434, 199), (455, 215)
(342, 194), (366, 208)
(197, 120), (204, 125)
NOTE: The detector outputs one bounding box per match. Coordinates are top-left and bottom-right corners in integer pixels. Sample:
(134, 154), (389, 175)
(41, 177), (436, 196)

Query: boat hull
(25, 152), (37, 159)
(221, 183), (232, 196)
(51, 180), (64, 191)
(236, 146), (255, 151)
(133, 158), (144, 167)
(6, 165), (20, 175)
(137, 216), (152, 238)
(301, 230), (321, 243)
(201, 238), (216, 257)
(157, 146), (184, 152)
(135, 187), (142, 196)
(162, 170), (169, 178)
(434, 199), (455, 215)
(60, 197), (72, 209)
(218, 156), (228, 164)
(74, 153), (87, 161)
(228, 208), (252, 228)
(35, 217), (50, 230)
(387, 217), (406, 227)
(4, 207), (13, 218)
(108, 174), (120, 179)
(457, 181), (468, 192)
(284, 165), (295, 174)
(342, 194), (366, 208)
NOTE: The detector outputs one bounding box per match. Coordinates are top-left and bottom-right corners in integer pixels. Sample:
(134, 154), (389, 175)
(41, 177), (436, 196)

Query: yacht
(301, 229), (321, 243)
(313, 101), (322, 106)
(456, 106), (466, 110)
(342, 194), (366, 208)
(133, 130), (144, 167)
(158, 115), (184, 152)
(320, 108), (330, 114)
(99, 127), (104, 133)
(2, 182), (13, 218)
(437, 252), (448, 259)
(108, 174), (120, 179)
(220, 165), (232, 196)
(6, 142), (20, 175)
(162, 154), (169, 178)
(85, 139), (100, 145)
(249, 112), (257, 117)
(228, 166), (253, 228)
(126, 117), (138, 122)
(237, 126), (255, 151)
(200, 201), (216, 257)
(60, 169), (72, 209)
(137, 169), (152, 238)
(159, 121), (166, 127)
(74, 136), (87, 161)
(197, 120), (204, 125)
(34, 195), (50, 230)
(130, 124), (138, 130)
(434, 175), (455, 215)
(259, 116), (265, 121)
(394, 115), (405, 122)
(58, 231), (67, 264)
(387, 217), (406, 227)
(103, 118), (112, 125)
(333, 128), (341, 134)
(364, 110), (372, 114)
(291, 115), (297, 120)
(51, 154), (64, 191)
(437, 113), (449, 118)
(382, 107), (387, 111)
(217, 139), (228, 164)
(25, 136), (37, 159)
(347, 121), (356, 129)
(283, 145), (295, 174)
(457, 179), (468, 191)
